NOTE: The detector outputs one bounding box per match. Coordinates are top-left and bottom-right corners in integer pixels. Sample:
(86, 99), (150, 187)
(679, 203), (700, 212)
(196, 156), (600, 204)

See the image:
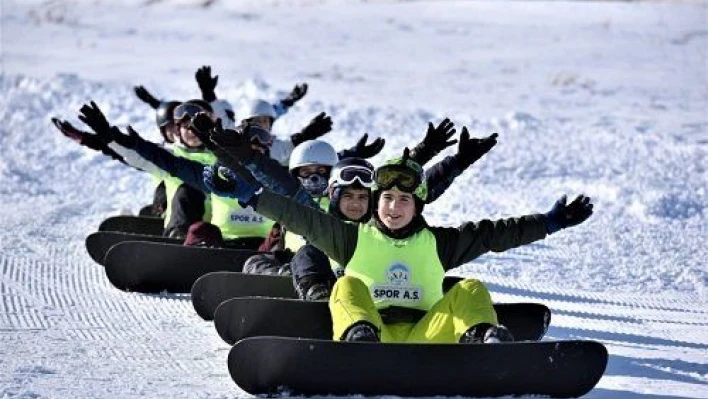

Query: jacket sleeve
(107, 142), (169, 178)
(433, 214), (549, 271)
(131, 139), (210, 192)
(253, 189), (359, 266)
(272, 101), (289, 119)
(243, 154), (320, 209)
(423, 155), (463, 204)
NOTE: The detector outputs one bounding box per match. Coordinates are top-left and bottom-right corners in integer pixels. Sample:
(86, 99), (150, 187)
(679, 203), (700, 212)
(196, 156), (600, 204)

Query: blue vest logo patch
(386, 263), (410, 286)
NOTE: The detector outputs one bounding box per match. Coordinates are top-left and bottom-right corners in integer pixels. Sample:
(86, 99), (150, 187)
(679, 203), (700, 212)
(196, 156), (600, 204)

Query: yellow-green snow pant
(330, 275), (498, 343)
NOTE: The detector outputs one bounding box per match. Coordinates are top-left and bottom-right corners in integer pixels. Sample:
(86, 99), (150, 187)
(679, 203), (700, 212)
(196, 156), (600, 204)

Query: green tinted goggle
(374, 164), (422, 192)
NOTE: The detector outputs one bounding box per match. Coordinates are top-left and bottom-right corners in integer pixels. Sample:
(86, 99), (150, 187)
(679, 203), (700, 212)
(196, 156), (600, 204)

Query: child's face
(338, 187), (370, 221)
(178, 121), (203, 148)
(377, 188), (416, 231)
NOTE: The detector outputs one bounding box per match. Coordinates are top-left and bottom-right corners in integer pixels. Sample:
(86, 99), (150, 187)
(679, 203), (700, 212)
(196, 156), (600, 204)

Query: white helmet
(238, 99), (277, 122)
(288, 140), (338, 173)
(210, 99), (236, 129)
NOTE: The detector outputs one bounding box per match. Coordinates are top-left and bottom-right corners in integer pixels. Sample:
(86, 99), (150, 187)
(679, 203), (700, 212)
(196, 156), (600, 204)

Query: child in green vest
(202, 146), (593, 344)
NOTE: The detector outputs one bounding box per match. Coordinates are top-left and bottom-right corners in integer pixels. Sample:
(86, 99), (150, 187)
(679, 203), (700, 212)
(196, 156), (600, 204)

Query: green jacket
(254, 190), (549, 271)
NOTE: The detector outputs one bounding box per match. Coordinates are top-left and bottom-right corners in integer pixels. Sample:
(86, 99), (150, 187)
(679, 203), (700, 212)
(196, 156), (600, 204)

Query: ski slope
(1, 0), (706, 398)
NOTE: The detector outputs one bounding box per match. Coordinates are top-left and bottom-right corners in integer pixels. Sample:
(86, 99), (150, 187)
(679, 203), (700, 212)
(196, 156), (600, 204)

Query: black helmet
(328, 157), (374, 189)
(155, 101), (180, 129)
(328, 157), (374, 222)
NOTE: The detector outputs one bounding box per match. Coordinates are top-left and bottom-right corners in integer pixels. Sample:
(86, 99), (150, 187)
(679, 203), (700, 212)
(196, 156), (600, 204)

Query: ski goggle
(244, 124), (273, 146)
(331, 165), (374, 188)
(246, 115), (275, 129)
(374, 164), (422, 192)
(173, 103), (207, 122)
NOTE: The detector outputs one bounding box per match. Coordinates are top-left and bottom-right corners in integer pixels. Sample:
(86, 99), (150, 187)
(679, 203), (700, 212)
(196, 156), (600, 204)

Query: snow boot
(343, 322), (380, 342)
(305, 283), (331, 301)
(294, 276), (332, 301)
(459, 323), (514, 344)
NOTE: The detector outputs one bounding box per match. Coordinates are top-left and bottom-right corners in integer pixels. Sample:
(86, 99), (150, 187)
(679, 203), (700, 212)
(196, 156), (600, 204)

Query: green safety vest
(345, 224), (445, 311)
(163, 147), (216, 228)
(209, 195), (275, 239)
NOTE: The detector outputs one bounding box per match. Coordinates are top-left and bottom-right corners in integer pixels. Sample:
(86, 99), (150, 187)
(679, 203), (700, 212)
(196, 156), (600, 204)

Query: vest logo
(386, 263), (410, 286)
(230, 212), (264, 224)
(371, 263), (421, 303)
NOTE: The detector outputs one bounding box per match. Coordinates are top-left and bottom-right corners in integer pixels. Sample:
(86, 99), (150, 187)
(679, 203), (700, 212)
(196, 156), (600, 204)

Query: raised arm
(422, 155), (462, 204)
(272, 83), (308, 117)
(409, 118), (457, 166)
(337, 133), (385, 160)
(189, 114), (319, 207)
(78, 101), (209, 190)
(52, 117), (126, 165)
(203, 166), (359, 265)
(436, 194), (594, 270)
(424, 128), (498, 203)
(195, 66), (218, 103)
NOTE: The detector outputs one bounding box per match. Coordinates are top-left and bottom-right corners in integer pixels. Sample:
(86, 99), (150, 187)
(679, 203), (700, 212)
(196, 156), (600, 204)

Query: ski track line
(492, 286), (708, 349)
(496, 299), (708, 351)
(492, 291), (708, 328)
(597, 375), (708, 399)
(0, 205), (229, 383)
(478, 271), (702, 312)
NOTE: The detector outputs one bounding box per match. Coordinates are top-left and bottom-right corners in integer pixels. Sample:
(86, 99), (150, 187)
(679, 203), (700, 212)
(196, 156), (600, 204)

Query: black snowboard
(98, 215), (164, 235)
(191, 272), (471, 322)
(86, 231), (263, 265)
(102, 241), (259, 293)
(214, 297), (550, 345)
(85, 231), (182, 265)
(191, 272), (297, 321)
(229, 336), (607, 398)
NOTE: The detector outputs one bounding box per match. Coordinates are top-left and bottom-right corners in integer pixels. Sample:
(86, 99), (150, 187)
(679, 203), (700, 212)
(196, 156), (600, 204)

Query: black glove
(110, 125), (143, 149)
(189, 112), (218, 143)
(291, 112), (332, 147)
(544, 195), (594, 234)
(409, 118), (457, 165)
(78, 101), (113, 141)
(203, 163), (263, 206)
(52, 118), (125, 162)
(52, 118), (91, 144)
(203, 164), (238, 197)
(190, 114), (256, 167)
(195, 65), (218, 102)
(452, 128), (498, 170)
(341, 133), (385, 159)
(280, 83), (308, 108)
(134, 86), (162, 109)
(212, 124), (260, 166)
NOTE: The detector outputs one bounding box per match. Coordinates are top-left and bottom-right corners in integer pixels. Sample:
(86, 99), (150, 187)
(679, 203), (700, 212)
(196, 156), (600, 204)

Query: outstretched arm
(131, 139), (209, 191)
(272, 83), (308, 116)
(423, 128), (498, 203)
(134, 86), (162, 109)
(255, 190), (358, 266)
(188, 114), (318, 207)
(78, 100), (209, 188)
(52, 117), (126, 164)
(203, 166), (359, 266)
(422, 155), (462, 204)
(435, 194), (594, 270)
(435, 214), (549, 271)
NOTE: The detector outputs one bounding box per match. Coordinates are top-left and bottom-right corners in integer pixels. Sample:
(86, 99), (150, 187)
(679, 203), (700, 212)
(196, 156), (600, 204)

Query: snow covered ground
(1, 0), (706, 398)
